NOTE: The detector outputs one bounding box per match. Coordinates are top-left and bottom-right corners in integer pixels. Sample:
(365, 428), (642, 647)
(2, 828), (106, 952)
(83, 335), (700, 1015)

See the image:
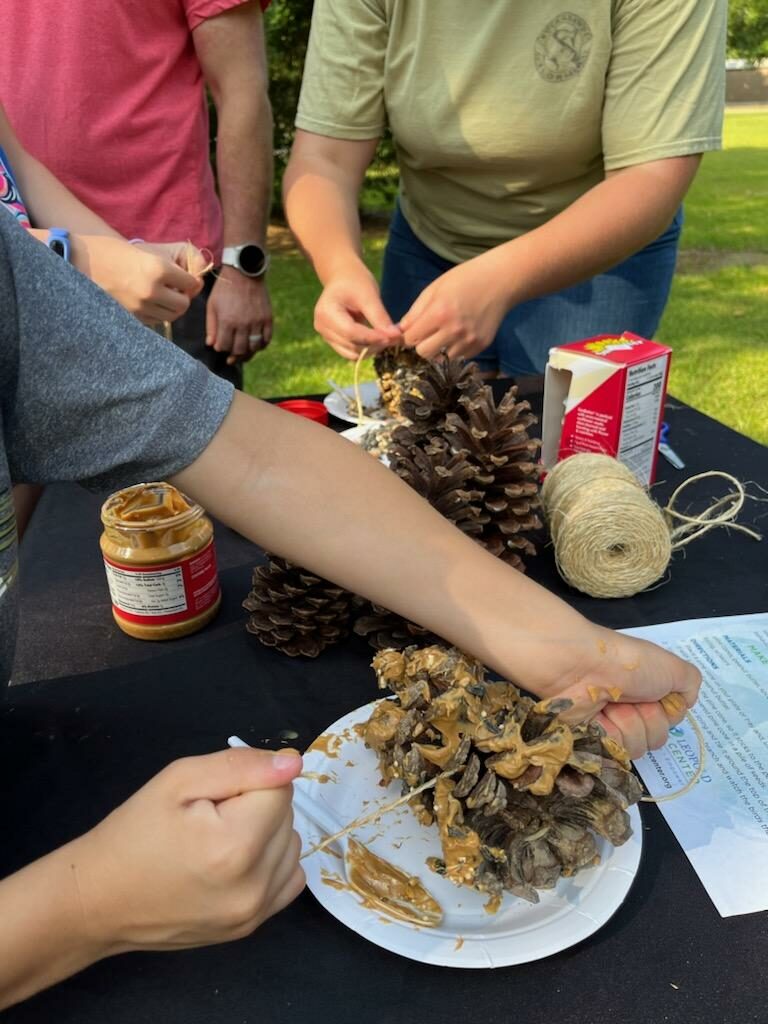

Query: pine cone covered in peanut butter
(364, 644), (643, 911)
(243, 556), (355, 658)
(374, 347), (430, 419)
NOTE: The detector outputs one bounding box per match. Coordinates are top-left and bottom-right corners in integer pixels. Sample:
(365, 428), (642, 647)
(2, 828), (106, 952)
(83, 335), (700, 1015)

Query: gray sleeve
(0, 214), (234, 491)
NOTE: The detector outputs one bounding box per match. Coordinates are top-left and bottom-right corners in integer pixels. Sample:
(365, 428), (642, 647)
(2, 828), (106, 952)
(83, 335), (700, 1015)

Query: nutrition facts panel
(103, 562), (188, 616)
(618, 355), (668, 482)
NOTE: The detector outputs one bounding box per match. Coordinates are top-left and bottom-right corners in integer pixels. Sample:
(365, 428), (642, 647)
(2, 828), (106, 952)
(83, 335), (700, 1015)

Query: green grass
(679, 111), (768, 251)
(243, 237), (383, 397)
(246, 111), (768, 446)
(659, 266), (768, 444)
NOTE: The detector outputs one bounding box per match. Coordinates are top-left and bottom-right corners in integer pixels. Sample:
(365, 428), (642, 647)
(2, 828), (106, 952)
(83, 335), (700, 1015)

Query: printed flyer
(629, 613), (768, 917)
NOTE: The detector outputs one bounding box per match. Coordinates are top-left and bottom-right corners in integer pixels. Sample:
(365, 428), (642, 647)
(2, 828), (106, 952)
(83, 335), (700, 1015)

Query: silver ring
(248, 333), (263, 344)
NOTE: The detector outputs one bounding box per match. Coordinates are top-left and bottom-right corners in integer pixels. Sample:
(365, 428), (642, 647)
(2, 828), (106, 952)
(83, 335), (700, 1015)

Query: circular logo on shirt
(534, 13), (593, 82)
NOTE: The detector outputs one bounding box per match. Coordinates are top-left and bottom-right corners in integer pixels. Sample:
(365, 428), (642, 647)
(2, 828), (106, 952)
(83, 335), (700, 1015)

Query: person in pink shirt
(0, 0), (274, 387)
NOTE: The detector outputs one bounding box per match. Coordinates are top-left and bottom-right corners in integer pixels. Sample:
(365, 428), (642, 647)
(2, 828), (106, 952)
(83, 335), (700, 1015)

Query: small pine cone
(353, 603), (438, 651)
(374, 347), (429, 418)
(243, 556), (354, 657)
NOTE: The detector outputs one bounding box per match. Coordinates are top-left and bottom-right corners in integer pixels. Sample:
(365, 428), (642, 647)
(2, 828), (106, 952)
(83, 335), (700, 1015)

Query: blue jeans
(381, 203), (683, 375)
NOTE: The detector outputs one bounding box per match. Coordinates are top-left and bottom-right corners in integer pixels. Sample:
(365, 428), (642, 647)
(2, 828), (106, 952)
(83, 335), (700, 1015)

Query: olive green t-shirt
(296, 0), (726, 262)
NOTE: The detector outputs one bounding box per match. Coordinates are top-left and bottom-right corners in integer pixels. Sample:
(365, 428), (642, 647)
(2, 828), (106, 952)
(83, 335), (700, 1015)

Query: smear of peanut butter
(345, 839), (443, 928)
(307, 733), (343, 759)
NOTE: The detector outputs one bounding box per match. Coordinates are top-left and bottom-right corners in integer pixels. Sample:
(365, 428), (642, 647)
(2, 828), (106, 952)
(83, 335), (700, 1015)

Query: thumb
(171, 748), (303, 804)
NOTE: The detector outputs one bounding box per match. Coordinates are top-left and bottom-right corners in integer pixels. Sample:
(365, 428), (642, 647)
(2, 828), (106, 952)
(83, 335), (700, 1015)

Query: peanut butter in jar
(100, 482), (221, 641)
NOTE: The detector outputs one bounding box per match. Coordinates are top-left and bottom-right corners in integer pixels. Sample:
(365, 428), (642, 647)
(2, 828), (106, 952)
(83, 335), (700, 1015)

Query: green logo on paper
(534, 12), (593, 82)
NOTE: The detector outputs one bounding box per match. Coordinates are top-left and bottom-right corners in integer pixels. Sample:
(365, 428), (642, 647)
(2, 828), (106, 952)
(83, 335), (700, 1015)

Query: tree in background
(266, 0), (313, 172)
(728, 0), (768, 63)
(265, 0), (397, 215)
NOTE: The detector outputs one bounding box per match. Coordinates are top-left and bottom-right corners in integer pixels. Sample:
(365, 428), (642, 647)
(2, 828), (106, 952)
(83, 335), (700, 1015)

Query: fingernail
(272, 750), (302, 770)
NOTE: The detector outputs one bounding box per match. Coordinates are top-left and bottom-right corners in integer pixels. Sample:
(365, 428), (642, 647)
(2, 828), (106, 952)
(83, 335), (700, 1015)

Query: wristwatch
(221, 242), (270, 278)
(47, 227), (71, 262)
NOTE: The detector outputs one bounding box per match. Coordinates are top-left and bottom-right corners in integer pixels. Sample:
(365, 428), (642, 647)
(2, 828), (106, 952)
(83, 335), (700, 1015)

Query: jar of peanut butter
(100, 482), (221, 641)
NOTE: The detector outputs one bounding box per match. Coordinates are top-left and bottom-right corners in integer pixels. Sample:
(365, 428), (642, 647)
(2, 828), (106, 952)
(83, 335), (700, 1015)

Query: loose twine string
(353, 345), (370, 424)
(540, 454), (762, 600)
(640, 710), (706, 803)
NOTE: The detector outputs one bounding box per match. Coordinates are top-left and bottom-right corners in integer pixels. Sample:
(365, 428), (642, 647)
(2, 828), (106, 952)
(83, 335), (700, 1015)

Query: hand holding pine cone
(363, 645), (643, 912)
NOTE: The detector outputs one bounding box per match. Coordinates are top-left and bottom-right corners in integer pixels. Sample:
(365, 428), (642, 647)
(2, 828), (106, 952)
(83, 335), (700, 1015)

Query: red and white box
(541, 333), (671, 485)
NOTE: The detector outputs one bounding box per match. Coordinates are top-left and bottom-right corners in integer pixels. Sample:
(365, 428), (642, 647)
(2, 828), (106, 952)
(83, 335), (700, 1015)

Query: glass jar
(100, 482), (221, 641)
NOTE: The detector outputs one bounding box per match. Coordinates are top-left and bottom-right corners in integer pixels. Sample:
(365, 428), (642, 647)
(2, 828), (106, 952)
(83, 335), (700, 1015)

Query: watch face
(239, 244), (267, 276)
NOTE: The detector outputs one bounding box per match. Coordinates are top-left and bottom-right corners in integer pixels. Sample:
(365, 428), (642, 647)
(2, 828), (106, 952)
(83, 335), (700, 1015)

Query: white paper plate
(324, 381), (382, 424)
(339, 425), (391, 467)
(295, 700), (643, 969)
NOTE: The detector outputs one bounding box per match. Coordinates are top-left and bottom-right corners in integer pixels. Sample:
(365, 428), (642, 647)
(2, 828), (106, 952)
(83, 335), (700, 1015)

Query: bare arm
(283, 130), (401, 357)
(173, 391), (701, 756)
(0, 103), (121, 236)
(0, 843), (102, 1007)
(400, 156), (701, 357)
(284, 129), (377, 281)
(193, 2), (274, 362)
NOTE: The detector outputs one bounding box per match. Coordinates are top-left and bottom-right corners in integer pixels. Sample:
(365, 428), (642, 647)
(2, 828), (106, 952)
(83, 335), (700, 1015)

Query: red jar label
(103, 539), (220, 626)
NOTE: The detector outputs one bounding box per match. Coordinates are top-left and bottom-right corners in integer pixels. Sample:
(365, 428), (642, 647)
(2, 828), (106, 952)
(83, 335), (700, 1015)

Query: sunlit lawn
(246, 111), (768, 445)
(658, 266), (768, 443)
(679, 110), (768, 252)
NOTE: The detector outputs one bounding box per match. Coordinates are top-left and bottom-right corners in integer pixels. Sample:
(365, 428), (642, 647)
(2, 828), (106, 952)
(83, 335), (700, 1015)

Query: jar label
(103, 540), (220, 626)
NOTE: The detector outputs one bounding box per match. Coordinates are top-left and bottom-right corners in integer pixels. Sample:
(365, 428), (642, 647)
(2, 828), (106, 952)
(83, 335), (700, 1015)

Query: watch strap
(47, 227), (71, 262)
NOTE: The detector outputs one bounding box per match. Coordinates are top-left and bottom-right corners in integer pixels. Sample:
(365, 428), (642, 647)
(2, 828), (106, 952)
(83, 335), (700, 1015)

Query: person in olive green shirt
(284, 0), (726, 375)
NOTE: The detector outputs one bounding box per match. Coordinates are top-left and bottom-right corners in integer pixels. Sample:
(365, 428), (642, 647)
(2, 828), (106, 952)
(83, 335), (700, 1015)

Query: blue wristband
(47, 227), (71, 262)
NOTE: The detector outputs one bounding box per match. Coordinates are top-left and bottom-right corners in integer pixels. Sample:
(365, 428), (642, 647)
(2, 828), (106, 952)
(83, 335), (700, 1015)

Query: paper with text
(627, 613), (768, 917)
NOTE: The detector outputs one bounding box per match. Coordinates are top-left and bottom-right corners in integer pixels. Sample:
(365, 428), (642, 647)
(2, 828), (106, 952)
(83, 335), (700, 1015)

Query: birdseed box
(541, 333), (672, 485)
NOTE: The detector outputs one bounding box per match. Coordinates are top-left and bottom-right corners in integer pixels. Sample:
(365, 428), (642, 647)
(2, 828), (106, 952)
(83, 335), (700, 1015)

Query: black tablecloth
(2, 387), (767, 1024)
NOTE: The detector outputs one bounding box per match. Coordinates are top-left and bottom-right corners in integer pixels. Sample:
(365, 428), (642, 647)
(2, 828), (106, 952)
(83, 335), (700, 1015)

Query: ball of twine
(540, 454), (762, 599)
(541, 455), (671, 598)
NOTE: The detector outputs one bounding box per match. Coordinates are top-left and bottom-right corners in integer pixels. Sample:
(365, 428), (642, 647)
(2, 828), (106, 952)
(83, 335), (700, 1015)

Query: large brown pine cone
(243, 557), (354, 658)
(444, 386), (543, 569)
(353, 441), (487, 651)
(395, 357), (484, 441)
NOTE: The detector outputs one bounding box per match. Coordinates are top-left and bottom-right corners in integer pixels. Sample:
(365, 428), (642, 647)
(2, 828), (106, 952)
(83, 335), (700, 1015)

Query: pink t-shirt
(0, 0), (268, 260)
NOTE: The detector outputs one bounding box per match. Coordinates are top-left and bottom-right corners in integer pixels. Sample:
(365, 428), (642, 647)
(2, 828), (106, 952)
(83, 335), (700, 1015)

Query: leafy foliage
(728, 0), (768, 63)
(264, 0), (397, 213)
